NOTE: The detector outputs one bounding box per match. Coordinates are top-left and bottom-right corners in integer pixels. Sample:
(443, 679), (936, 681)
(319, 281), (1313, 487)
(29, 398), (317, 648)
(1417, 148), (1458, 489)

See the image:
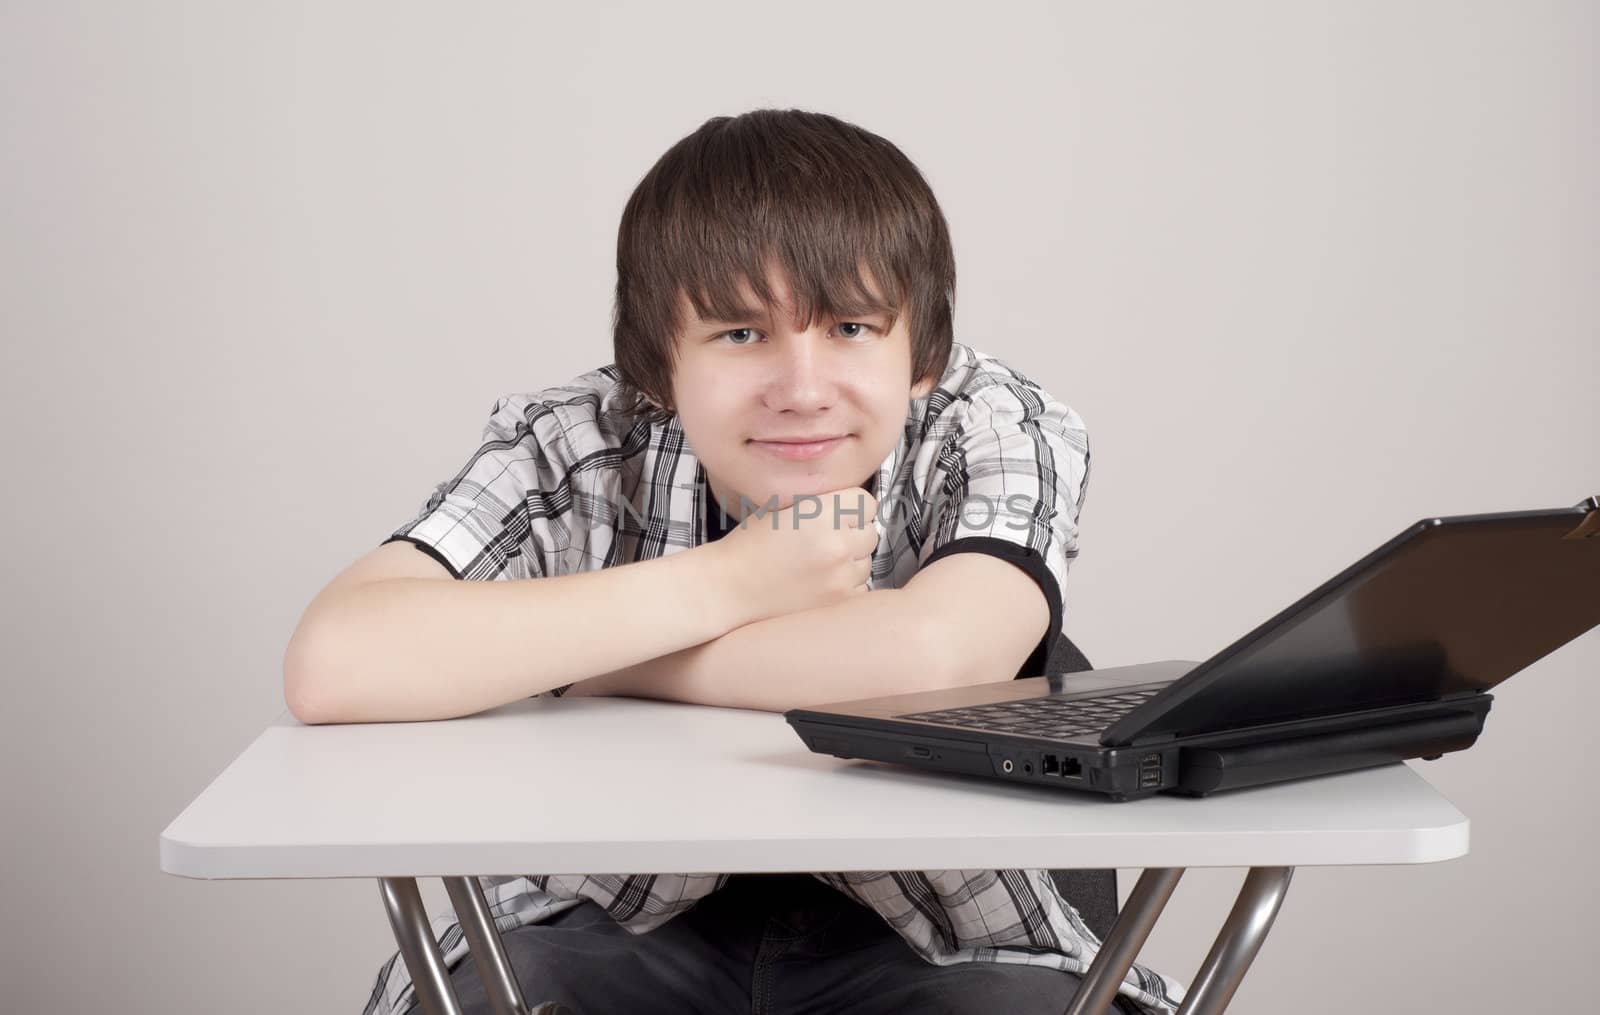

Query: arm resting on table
(283, 543), (750, 725)
(564, 587), (960, 712)
(569, 549), (1048, 710)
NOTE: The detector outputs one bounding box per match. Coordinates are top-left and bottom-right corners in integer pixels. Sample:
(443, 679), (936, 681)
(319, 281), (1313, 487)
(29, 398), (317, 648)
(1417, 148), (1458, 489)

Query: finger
(836, 494), (867, 528)
(862, 492), (879, 524)
(857, 525), (880, 554)
(837, 489), (876, 527)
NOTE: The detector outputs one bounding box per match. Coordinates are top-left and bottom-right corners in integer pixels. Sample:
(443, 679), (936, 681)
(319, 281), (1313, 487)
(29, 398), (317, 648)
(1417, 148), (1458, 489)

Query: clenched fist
(710, 485), (880, 624)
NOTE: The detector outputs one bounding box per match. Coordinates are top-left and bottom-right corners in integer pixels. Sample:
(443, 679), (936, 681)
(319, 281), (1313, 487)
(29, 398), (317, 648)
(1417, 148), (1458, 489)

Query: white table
(161, 696), (1469, 1015)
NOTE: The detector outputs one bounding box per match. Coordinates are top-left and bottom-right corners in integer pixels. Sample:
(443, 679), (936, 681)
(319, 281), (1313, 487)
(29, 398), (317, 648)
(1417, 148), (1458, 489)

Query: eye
(715, 322), (878, 345)
(720, 320), (883, 344)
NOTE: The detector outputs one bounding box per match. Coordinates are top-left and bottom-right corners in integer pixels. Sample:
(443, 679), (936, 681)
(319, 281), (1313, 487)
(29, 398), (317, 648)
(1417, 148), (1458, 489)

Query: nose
(761, 333), (841, 415)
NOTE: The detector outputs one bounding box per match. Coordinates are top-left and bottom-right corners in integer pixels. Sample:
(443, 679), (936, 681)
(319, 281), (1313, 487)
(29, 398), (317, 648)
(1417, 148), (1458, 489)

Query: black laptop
(785, 495), (1600, 801)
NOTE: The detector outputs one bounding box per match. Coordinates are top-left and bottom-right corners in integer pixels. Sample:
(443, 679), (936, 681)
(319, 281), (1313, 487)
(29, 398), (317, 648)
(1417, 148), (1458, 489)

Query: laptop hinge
(1567, 495), (1600, 540)
(1120, 692), (1487, 748)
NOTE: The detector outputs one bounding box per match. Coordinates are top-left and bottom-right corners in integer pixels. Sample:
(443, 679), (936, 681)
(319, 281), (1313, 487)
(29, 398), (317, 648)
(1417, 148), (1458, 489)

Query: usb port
(1140, 753), (1162, 768)
(1140, 772), (1162, 788)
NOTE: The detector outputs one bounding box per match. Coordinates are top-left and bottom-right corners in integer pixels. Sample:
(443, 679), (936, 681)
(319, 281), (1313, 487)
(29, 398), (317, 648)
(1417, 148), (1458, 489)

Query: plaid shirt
(363, 341), (1185, 1014)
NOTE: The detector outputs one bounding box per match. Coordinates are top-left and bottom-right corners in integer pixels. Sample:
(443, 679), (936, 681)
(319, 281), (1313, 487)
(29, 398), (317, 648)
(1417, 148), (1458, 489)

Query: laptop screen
(1102, 502), (1600, 745)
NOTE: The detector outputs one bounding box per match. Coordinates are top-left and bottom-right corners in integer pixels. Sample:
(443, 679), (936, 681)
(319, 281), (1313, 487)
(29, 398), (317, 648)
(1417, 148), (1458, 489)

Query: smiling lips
(750, 435), (850, 460)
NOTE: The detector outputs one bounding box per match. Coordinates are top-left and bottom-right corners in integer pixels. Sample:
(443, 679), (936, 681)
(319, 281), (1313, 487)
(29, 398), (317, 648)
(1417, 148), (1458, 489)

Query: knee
(443, 940), (591, 1015)
(442, 917), (652, 1015)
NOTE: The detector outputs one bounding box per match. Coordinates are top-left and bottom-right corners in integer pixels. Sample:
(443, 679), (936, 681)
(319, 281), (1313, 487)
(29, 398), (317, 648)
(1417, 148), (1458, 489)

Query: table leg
(443, 875), (532, 1015)
(1174, 866), (1295, 1015)
(1063, 867), (1185, 1015)
(379, 877), (465, 1015)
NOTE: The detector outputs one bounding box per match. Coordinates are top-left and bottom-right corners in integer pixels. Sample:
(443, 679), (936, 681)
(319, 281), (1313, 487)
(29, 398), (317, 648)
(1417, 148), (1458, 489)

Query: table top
(161, 696), (1469, 880)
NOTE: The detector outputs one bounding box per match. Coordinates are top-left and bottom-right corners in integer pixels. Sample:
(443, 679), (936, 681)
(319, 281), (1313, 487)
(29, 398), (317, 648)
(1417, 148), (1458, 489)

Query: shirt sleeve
(383, 394), (587, 697)
(382, 394), (577, 583)
(917, 382), (1091, 680)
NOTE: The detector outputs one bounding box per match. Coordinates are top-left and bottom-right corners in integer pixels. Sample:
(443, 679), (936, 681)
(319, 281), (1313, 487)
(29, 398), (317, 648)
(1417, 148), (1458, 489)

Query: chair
(1037, 632), (1122, 940)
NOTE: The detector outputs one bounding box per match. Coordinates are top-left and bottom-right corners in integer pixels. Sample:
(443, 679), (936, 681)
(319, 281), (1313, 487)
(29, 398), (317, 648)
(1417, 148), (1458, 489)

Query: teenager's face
(667, 264), (936, 520)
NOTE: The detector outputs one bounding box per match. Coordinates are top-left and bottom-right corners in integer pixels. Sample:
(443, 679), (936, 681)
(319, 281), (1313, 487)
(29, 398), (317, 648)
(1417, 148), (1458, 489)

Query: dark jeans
(416, 872), (1146, 1015)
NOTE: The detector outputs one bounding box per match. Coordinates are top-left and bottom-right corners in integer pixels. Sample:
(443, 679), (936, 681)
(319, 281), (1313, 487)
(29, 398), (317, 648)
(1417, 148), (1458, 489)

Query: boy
(285, 108), (1183, 1014)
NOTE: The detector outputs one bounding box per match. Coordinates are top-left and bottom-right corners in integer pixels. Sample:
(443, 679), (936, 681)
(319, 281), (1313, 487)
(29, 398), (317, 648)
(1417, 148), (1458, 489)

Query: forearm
(285, 545), (748, 724)
(569, 588), (955, 712)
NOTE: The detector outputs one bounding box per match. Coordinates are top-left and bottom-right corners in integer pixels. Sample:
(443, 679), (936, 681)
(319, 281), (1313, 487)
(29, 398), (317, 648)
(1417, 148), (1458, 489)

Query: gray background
(2, 1), (1594, 1011)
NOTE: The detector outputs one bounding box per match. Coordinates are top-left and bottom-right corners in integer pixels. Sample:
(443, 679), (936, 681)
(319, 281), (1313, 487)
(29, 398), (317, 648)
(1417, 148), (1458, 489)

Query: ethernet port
(1059, 756), (1084, 780)
(1042, 754), (1060, 776)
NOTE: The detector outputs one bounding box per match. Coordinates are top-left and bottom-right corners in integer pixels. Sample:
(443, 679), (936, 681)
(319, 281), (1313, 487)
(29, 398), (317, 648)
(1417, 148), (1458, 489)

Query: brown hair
(610, 108), (957, 426)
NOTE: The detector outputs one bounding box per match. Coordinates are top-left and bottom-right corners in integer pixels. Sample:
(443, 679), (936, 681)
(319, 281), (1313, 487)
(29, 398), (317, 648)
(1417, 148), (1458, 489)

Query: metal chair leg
(1063, 868), (1185, 1015)
(1175, 867), (1295, 1015)
(379, 877), (465, 1015)
(443, 875), (532, 1015)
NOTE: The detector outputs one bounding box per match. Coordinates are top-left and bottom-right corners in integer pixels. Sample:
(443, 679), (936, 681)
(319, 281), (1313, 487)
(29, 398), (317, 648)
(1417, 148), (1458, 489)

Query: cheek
(678, 398), (748, 450)
(671, 370), (731, 422)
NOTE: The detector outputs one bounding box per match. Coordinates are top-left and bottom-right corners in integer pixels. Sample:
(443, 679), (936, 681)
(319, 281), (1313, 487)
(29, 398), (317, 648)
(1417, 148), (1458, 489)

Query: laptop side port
(1138, 752), (1164, 788)
(1059, 756), (1084, 780)
(1042, 754), (1060, 775)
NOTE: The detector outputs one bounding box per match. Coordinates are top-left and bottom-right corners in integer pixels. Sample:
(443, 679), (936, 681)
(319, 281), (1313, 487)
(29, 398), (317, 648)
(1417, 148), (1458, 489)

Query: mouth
(748, 435), (851, 460)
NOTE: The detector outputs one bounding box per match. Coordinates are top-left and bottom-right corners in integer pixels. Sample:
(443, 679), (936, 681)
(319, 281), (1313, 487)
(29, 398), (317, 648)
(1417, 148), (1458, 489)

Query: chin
(736, 485), (814, 511)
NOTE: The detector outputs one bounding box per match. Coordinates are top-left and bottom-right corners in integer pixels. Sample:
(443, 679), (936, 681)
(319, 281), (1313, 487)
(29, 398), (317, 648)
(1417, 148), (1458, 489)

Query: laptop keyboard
(895, 689), (1163, 739)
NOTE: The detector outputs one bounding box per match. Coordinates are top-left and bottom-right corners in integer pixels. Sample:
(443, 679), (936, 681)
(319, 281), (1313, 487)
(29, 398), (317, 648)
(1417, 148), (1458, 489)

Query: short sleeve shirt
(383, 340), (1093, 689)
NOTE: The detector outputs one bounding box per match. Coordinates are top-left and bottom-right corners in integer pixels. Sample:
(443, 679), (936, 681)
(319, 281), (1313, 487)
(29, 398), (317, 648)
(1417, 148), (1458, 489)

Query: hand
(711, 484), (879, 624)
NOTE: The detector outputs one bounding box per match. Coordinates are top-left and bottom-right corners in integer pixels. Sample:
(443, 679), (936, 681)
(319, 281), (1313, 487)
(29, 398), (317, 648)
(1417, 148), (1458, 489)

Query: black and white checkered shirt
(363, 341), (1184, 1014)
